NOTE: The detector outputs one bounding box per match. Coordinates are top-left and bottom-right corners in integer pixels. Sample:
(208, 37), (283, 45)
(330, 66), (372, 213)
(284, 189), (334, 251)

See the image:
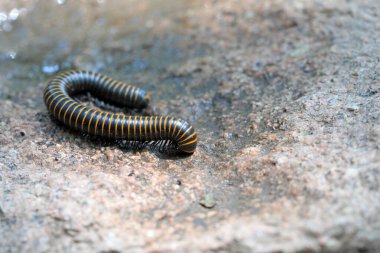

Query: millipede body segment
(43, 70), (197, 154)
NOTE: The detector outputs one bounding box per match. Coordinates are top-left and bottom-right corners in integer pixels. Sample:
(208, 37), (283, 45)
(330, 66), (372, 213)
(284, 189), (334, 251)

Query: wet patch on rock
(1, 0), (380, 252)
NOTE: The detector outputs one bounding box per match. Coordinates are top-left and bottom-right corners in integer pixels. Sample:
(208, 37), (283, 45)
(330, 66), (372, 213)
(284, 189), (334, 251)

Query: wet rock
(1, 0), (380, 252)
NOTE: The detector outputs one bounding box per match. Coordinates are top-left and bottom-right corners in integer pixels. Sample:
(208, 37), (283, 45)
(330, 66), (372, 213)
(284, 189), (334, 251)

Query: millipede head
(177, 137), (197, 154)
(177, 127), (197, 154)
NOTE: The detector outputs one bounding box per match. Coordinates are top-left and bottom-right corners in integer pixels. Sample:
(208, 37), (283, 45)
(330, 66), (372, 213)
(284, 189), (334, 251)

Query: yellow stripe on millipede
(48, 94), (65, 112)
(94, 71), (100, 83)
(57, 100), (71, 120)
(109, 80), (118, 93)
(44, 85), (61, 96)
(154, 116), (158, 139)
(179, 131), (197, 144)
(45, 88), (63, 103)
(75, 107), (86, 129)
(61, 72), (72, 79)
(121, 115), (126, 138)
(149, 116), (153, 140)
(49, 78), (65, 84)
(144, 116), (148, 140)
(52, 97), (67, 117)
(79, 70), (84, 85)
(87, 110), (97, 133)
(81, 109), (92, 131)
(45, 81), (61, 88)
(69, 70), (77, 80)
(45, 90), (63, 107)
(43, 86), (61, 100)
(98, 71), (104, 81)
(94, 111), (103, 135)
(180, 149), (195, 154)
(130, 86), (136, 102)
(180, 138), (197, 146)
(172, 118), (181, 138)
(123, 85), (132, 100)
(104, 78), (114, 92)
(159, 116), (163, 138)
(101, 112), (109, 137)
(115, 114), (120, 138)
(175, 121), (186, 138)
(172, 118), (179, 138)
(167, 117), (172, 137)
(128, 116), (132, 140)
(63, 102), (75, 125)
(45, 83), (63, 91)
(111, 81), (123, 98)
(163, 116), (168, 136)
(68, 104), (81, 127)
(54, 76), (64, 83)
(52, 74), (66, 80)
(178, 126), (193, 141)
(134, 116), (137, 139)
(90, 71), (95, 86)
(108, 114), (114, 138)
(133, 88), (139, 103)
(139, 116), (143, 141)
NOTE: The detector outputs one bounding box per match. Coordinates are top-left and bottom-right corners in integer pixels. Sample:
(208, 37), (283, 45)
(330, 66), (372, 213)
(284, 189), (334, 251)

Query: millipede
(43, 70), (197, 154)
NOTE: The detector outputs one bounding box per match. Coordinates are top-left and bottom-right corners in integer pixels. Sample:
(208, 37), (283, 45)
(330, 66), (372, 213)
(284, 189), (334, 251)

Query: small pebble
(199, 194), (216, 209)
(346, 103), (359, 112)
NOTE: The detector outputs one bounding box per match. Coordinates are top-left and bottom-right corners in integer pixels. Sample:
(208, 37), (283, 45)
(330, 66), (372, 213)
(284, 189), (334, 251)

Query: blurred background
(0, 0), (204, 96)
(1, 0), (379, 252)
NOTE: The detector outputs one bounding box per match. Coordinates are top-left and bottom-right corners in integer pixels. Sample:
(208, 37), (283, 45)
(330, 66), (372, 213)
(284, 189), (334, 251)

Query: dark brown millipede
(43, 70), (197, 154)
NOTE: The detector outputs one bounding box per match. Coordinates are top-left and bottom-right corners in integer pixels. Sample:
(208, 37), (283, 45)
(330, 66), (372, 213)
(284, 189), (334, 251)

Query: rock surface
(0, 0), (379, 252)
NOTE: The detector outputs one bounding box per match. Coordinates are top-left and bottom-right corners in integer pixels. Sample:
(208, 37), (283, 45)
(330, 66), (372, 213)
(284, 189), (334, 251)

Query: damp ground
(1, 0), (379, 252)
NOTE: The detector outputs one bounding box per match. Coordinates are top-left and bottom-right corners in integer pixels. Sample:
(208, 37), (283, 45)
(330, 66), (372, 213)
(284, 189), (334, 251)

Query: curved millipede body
(43, 70), (197, 154)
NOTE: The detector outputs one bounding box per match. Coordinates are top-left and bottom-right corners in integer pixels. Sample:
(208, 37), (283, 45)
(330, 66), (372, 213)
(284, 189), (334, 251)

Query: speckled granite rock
(0, 0), (379, 252)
